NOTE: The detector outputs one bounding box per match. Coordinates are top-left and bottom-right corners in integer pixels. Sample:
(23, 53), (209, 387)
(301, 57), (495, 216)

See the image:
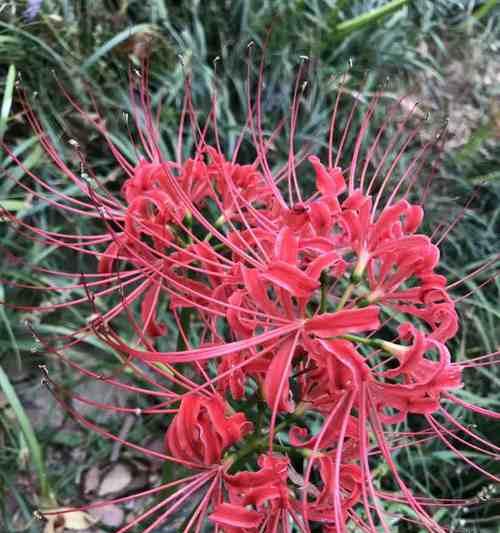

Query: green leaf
(335, 0), (409, 37)
(0, 22), (69, 73)
(0, 199), (26, 213)
(0, 365), (56, 506)
(0, 64), (16, 141)
(473, 0), (499, 21)
(0, 284), (21, 369)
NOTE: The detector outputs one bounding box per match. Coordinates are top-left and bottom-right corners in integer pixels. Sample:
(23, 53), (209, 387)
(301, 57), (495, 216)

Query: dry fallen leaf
(89, 504), (124, 528)
(98, 462), (132, 497)
(81, 465), (100, 496)
(81, 459), (150, 501)
(42, 508), (96, 533)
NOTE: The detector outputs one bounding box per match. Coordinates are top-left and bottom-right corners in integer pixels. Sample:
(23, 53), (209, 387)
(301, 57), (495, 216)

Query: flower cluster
(3, 62), (499, 532)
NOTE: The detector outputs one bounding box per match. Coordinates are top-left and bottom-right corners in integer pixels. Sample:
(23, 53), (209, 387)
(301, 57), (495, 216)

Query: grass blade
(0, 64), (16, 141)
(0, 364), (56, 506)
(336, 0), (409, 36)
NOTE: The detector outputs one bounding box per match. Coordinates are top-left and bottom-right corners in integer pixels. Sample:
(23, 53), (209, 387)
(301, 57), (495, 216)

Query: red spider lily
(2, 53), (500, 533)
(166, 394), (253, 466)
(210, 453), (293, 532)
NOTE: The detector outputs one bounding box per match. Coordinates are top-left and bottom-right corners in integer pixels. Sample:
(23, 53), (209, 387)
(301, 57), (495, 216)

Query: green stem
(341, 333), (382, 348)
(341, 334), (404, 358)
(225, 436), (263, 473)
(336, 283), (354, 311)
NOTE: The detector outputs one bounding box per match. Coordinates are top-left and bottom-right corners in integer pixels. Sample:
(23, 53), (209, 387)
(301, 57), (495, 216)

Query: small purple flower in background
(24, 0), (43, 21)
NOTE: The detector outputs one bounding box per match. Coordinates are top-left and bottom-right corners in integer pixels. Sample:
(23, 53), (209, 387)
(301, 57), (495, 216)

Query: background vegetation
(0, 1), (499, 531)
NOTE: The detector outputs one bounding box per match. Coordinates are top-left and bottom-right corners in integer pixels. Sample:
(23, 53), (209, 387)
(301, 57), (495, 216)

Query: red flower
(166, 394), (252, 466)
(4, 56), (499, 533)
(210, 454), (291, 532)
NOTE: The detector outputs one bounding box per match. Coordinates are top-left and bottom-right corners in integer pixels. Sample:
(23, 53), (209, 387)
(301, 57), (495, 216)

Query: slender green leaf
(0, 22), (69, 73)
(0, 199), (26, 212)
(473, 0), (499, 21)
(0, 64), (15, 141)
(0, 365), (55, 505)
(0, 284), (21, 368)
(335, 0), (409, 36)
